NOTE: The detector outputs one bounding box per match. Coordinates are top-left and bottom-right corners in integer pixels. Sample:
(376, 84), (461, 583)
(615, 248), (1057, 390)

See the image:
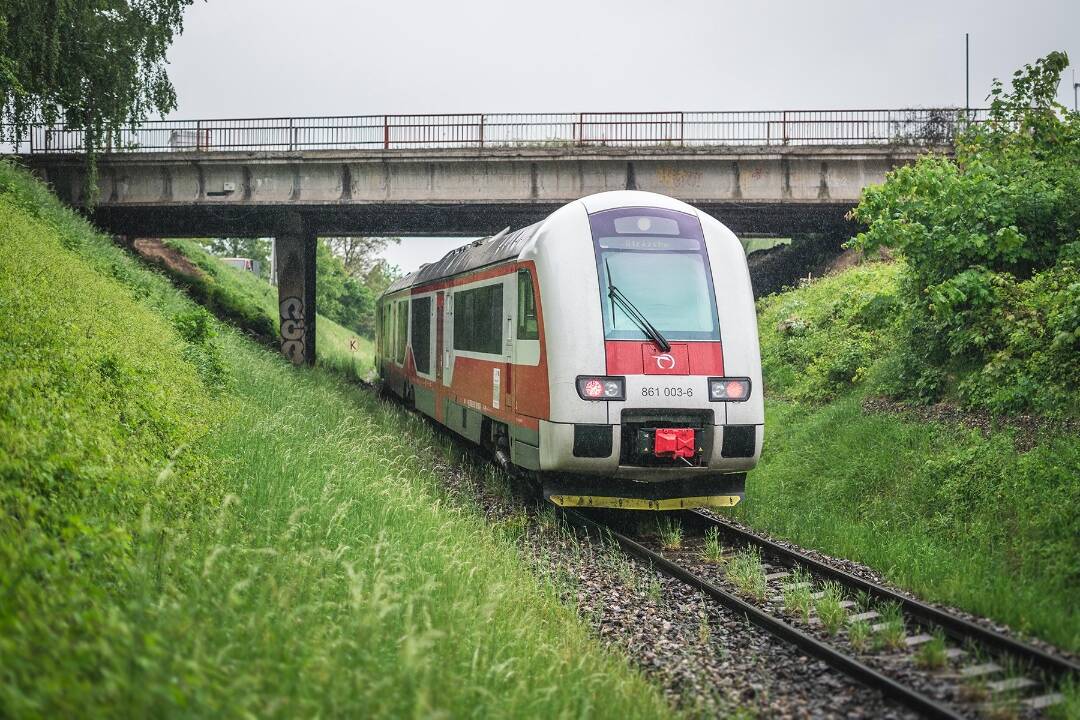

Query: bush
(756, 262), (903, 401)
(850, 51), (1080, 417)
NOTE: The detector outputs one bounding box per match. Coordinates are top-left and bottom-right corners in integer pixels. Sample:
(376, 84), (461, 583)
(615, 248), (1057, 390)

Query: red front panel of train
(605, 341), (723, 376)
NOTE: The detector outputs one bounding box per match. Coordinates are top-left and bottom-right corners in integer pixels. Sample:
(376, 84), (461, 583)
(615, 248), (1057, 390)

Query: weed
(702, 526), (725, 563)
(657, 516), (683, 550)
(848, 619), (872, 652)
(874, 602), (908, 651)
(697, 614), (711, 645)
(914, 631), (949, 670)
(814, 582), (848, 635)
(781, 568), (814, 622)
(727, 547), (767, 600)
(1049, 676), (1080, 720)
(493, 511), (529, 545)
(646, 575), (664, 604)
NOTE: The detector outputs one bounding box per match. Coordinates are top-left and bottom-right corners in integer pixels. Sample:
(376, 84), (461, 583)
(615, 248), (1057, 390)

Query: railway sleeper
(1023, 692), (1064, 710)
(959, 662), (1003, 678)
(986, 676), (1038, 694)
(903, 633), (935, 647)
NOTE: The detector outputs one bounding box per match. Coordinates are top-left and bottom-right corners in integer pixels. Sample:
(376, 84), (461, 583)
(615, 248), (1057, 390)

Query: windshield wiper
(605, 260), (671, 352)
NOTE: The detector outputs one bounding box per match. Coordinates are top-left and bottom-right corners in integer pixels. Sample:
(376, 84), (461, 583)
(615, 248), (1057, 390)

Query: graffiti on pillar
(280, 296), (306, 364)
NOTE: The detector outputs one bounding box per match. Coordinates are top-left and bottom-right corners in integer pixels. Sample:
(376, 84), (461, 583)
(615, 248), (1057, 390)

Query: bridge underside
(88, 199), (857, 238)
(23, 144), (931, 238)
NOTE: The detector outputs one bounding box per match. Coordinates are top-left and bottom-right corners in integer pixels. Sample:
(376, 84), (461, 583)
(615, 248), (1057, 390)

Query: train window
(453, 283), (503, 354)
(395, 299), (408, 364)
(590, 207), (720, 342)
(411, 296), (431, 374)
(600, 252), (717, 337)
(517, 270), (539, 340)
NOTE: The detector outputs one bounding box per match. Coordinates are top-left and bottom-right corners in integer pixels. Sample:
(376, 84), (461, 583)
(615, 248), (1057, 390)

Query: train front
(529, 191), (763, 510)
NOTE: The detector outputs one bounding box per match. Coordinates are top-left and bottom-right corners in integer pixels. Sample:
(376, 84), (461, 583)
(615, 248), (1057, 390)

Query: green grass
(847, 619), (871, 652)
(736, 395), (1080, 652)
(814, 582), (847, 636)
(756, 260), (903, 402)
(0, 160), (672, 718)
(657, 516), (683, 550)
(740, 259), (1080, 653)
(780, 568), (813, 622)
(725, 547), (767, 600)
(165, 238), (374, 380)
(914, 631), (948, 670)
(701, 526), (725, 563)
(873, 602), (907, 652)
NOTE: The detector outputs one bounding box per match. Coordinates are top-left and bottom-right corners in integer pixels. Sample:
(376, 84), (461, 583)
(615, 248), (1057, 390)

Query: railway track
(560, 508), (1077, 719)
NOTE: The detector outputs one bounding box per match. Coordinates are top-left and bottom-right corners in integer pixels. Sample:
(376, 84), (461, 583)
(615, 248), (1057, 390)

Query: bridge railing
(8, 109), (988, 154)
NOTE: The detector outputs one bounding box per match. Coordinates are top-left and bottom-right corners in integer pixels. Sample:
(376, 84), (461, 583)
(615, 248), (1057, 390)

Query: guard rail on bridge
(8, 108), (987, 154)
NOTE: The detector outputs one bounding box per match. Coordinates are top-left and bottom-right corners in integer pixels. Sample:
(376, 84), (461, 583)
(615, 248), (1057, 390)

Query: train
(376, 190), (763, 510)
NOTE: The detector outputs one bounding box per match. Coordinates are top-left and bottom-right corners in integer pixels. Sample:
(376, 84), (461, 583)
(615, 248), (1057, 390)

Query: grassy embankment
(737, 261), (1079, 655)
(158, 238), (374, 379)
(0, 160), (672, 717)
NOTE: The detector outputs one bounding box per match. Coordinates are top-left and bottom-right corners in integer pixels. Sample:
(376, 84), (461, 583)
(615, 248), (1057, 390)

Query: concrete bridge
(12, 109), (976, 364)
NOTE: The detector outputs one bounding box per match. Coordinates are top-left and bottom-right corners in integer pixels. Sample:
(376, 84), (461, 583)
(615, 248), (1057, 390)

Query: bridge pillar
(275, 214), (317, 366)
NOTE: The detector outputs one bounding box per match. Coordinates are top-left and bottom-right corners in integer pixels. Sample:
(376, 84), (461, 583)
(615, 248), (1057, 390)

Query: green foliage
(657, 516), (683, 550)
(850, 51), (1080, 417)
(913, 631), (948, 670)
(814, 582), (848, 636)
(756, 261), (903, 401)
(0, 0), (194, 203)
(701, 526), (725, 563)
(316, 239), (378, 337)
(165, 238), (375, 380)
(0, 160), (671, 718)
(736, 396), (1080, 652)
(726, 547), (767, 600)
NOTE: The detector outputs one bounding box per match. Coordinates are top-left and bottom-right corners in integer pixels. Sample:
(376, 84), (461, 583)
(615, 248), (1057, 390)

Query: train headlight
(708, 377), (752, 402)
(576, 376), (626, 401)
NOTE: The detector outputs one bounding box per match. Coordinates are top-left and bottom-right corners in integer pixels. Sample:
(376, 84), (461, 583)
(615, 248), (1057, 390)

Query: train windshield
(590, 208), (720, 342)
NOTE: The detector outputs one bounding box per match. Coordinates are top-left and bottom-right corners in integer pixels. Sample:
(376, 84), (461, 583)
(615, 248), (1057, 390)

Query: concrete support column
(275, 214), (317, 366)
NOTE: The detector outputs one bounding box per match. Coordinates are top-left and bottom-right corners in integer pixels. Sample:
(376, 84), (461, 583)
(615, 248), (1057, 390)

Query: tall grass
(166, 238), (374, 378)
(737, 396), (1080, 652)
(0, 160), (671, 718)
(745, 261), (1080, 652)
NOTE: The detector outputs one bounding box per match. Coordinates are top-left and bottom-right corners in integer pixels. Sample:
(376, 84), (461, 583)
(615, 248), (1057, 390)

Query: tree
(0, 0), (195, 204)
(850, 52), (1080, 416)
(325, 236), (401, 279)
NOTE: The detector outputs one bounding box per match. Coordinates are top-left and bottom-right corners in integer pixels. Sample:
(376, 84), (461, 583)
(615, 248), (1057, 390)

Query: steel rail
(559, 508), (965, 720)
(686, 510), (1080, 681)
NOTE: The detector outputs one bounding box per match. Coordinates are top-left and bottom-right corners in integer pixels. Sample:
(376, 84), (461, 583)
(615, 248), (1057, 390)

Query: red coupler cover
(654, 428), (696, 458)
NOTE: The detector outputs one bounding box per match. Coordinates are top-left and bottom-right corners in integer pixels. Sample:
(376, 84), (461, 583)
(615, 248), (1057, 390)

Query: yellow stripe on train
(549, 494), (742, 511)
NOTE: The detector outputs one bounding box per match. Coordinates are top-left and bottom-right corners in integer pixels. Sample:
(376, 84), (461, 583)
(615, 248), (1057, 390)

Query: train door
(442, 290), (454, 388)
(510, 268), (541, 414)
(435, 291), (445, 384)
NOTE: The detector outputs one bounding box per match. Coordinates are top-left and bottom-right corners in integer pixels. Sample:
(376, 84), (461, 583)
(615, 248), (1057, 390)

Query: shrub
(850, 51), (1080, 418)
(756, 262), (903, 402)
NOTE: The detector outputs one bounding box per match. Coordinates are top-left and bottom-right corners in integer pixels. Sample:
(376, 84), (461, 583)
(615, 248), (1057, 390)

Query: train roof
(382, 220), (544, 296)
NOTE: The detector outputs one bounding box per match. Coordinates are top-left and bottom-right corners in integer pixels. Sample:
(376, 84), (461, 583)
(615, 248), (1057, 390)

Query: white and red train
(377, 190), (763, 510)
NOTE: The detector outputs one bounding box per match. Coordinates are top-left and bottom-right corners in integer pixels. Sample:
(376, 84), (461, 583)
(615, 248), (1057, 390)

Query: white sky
(162, 0), (1080, 271)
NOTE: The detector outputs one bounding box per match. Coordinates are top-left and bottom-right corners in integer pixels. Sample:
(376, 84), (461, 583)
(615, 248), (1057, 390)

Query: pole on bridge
(275, 211), (317, 366)
(965, 33), (970, 121)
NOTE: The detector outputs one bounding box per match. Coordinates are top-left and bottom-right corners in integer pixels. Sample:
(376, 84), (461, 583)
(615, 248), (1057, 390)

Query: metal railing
(7, 109), (987, 154)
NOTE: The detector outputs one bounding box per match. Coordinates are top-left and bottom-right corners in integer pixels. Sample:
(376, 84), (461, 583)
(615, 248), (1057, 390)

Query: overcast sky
(163, 0), (1080, 271)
